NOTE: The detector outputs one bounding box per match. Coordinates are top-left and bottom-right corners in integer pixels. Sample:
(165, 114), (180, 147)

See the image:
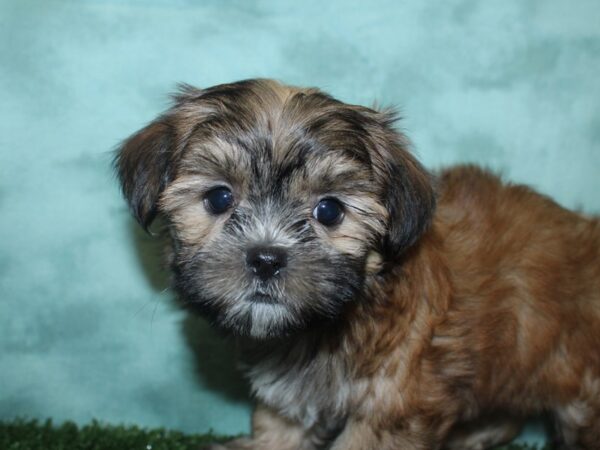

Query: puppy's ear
(368, 111), (436, 262)
(114, 115), (178, 231)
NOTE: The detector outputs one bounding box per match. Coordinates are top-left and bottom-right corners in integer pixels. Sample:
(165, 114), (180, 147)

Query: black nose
(246, 246), (287, 281)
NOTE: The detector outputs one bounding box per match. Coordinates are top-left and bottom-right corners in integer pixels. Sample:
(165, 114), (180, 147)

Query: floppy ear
(368, 112), (436, 262)
(115, 85), (208, 230)
(114, 116), (178, 231)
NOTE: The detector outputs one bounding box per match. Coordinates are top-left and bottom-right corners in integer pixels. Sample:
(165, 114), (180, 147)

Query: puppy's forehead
(178, 80), (374, 192)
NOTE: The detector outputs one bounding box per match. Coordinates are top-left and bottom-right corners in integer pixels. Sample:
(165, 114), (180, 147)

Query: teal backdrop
(1, 0), (599, 446)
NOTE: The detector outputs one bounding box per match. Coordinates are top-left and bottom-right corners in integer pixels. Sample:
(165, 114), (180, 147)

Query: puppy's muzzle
(246, 246), (288, 281)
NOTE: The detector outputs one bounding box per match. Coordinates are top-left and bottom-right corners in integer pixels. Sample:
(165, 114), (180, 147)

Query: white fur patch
(246, 344), (365, 432)
(249, 303), (290, 338)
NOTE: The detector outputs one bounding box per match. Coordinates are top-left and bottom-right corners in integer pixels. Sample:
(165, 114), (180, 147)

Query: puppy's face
(117, 79), (435, 338)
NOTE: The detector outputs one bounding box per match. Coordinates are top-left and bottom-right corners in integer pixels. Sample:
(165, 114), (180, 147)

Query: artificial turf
(0, 419), (548, 450)
(0, 419), (229, 450)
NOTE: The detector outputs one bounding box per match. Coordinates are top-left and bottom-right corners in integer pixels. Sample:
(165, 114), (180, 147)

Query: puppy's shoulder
(435, 163), (575, 223)
(436, 164), (505, 206)
(434, 164), (507, 228)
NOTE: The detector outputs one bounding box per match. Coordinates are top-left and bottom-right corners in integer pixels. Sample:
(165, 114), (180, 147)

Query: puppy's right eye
(204, 187), (234, 214)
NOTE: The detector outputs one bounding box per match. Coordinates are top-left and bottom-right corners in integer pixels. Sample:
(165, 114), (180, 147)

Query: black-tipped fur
(114, 116), (178, 230)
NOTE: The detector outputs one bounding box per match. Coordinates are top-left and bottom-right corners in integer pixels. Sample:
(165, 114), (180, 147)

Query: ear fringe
(114, 118), (176, 231)
(372, 122), (436, 262)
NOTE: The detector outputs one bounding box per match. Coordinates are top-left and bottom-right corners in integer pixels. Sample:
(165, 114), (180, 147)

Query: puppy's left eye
(313, 198), (344, 226)
(204, 187), (234, 214)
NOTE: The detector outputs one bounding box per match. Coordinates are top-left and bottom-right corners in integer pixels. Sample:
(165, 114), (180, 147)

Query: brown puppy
(116, 79), (600, 449)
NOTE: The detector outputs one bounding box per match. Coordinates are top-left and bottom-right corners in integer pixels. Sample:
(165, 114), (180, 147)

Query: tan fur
(116, 79), (600, 449)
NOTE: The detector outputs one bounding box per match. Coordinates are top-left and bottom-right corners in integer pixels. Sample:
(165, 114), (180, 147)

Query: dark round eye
(313, 198), (344, 226)
(204, 187), (234, 214)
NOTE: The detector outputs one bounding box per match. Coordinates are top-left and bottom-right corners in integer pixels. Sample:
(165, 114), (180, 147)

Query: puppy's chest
(247, 354), (352, 428)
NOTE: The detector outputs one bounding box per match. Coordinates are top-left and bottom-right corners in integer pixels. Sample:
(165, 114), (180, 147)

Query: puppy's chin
(218, 299), (305, 339)
(237, 301), (297, 339)
(184, 288), (351, 339)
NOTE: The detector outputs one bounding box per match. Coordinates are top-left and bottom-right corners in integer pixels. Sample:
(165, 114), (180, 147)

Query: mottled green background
(1, 0), (599, 445)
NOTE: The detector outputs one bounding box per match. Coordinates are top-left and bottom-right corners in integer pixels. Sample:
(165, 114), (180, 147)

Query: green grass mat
(0, 419), (548, 450)
(0, 419), (229, 450)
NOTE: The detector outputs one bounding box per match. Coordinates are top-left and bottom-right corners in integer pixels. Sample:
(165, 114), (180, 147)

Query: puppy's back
(437, 164), (600, 297)
(434, 165), (600, 407)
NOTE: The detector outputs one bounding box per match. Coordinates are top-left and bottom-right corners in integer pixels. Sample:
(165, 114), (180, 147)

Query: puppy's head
(116, 79), (435, 338)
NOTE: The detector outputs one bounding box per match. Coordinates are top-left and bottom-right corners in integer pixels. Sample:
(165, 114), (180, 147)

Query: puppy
(116, 79), (600, 449)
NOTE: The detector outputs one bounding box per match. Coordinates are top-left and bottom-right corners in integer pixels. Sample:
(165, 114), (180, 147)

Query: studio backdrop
(1, 0), (599, 446)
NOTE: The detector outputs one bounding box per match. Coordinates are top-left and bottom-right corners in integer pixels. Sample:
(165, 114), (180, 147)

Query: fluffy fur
(116, 79), (600, 449)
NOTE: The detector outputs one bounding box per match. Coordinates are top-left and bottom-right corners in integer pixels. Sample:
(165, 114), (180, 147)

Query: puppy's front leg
(329, 417), (444, 450)
(204, 403), (316, 450)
